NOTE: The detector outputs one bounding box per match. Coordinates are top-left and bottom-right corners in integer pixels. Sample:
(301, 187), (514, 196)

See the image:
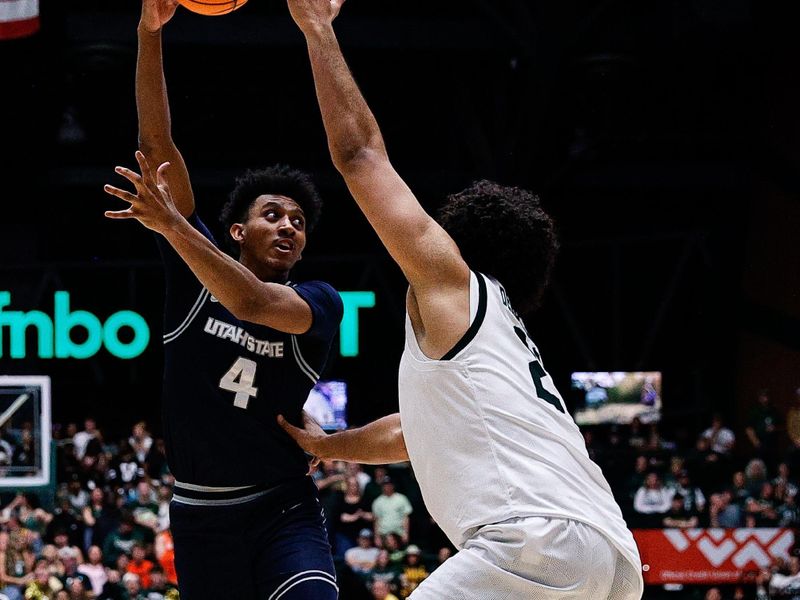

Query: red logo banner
(634, 528), (794, 584)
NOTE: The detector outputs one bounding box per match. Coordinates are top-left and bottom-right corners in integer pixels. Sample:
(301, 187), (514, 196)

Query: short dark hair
(219, 165), (323, 255)
(436, 180), (558, 313)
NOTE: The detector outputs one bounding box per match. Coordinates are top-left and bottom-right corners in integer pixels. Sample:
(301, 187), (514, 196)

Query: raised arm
(137, 0), (195, 217)
(104, 152), (314, 334)
(278, 412), (409, 465)
(288, 1), (471, 357)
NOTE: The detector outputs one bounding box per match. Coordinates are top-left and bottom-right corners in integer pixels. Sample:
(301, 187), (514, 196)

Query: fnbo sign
(0, 291), (150, 359)
(0, 290), (376, 360)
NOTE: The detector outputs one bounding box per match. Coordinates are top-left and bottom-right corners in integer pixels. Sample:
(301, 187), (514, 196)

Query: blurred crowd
(0, 387), (799, 598)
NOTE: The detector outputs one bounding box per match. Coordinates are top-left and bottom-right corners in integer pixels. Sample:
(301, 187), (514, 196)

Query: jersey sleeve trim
(290, 334), (321, 384)
(164, 288), (209, 344)
(441, 272), (488, 361)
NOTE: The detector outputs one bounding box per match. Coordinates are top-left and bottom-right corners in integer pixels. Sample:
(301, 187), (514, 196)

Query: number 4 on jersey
(219, 357), (258, 409)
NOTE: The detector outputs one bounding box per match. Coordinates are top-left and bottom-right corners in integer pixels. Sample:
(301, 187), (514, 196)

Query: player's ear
(230, 223), (245, 243)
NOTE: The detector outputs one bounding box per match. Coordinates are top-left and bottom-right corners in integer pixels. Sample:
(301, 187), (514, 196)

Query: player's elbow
(331, 142), (387, 176)
(138, 135), (175, 157)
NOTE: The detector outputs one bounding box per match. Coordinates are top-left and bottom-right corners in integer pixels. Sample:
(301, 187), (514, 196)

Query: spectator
(633, 473), (673, 515)
(673, 471), (706, 516)
(336, 477), (374, 556)
(126, 480), (158, 520)
(143, 439), (169, 482)
(345, 529), (381, 576)
(121, 572), (146, 600)
(143, 566), (177, 599)
(701, 414), (735, 456)
(154, 528), (176, 587)
(773, 462), (799, 497)
(0, 531), (33, 600)
(745, 458), (769, 496)
(72, 419), (100, 461)
(128, 422), (153, 465)
(102, 514), (144, 568)
(125, 543), (154, 589)
(2, 494), (51, 538)
(709, 491), (742, 528)
(81, 487), (108, 551)
(372, 478), (413, 544)
(346, 462), (372, 493)
(745, 389), (780, 460)
(23, 558), (62, 599)
(745, 482), (779, 526)
(728, 471), (750, 507)
(398, 545), (429, 599)
(67, 479), (89, 513)
(628, 417), (646, 450)
(662, 494), (699, 529)
(369, 550), (400, 594)
(77, 545), (108, 597)
(433, 547), (452, 571)
(46, 500), (82, 551)
(704, 588), (722, 600)
(58, 547), (90, 588)
(758, 556), (800, 599)
(626, 456), (650, 501)
(777, 490), (800, 528)
(364, 467), (388, 506)
(155, 485), (172, 534)
(53, 530), (84, 565)
(372, 579), (400, 600)
(40, 545), (64, 579)
(382, 533), (406, 567)
(64, 577), (92, 600)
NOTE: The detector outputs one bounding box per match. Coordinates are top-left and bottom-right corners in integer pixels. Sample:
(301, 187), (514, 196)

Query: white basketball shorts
(409, 516), (641, 600)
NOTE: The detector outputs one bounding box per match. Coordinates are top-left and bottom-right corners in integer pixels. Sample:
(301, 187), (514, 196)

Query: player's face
(240, 195), (307, 273)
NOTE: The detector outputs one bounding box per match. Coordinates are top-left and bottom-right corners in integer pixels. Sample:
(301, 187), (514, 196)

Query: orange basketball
(177, 0), (248, 16)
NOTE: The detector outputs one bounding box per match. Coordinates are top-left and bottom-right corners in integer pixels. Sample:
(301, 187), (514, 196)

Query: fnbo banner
(0, 290), (375, 360)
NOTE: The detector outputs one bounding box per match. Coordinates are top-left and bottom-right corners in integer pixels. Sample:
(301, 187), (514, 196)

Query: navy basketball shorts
(169, 477), (337, 600)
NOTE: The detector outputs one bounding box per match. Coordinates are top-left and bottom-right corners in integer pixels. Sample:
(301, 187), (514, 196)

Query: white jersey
(398, 272), (642, 586)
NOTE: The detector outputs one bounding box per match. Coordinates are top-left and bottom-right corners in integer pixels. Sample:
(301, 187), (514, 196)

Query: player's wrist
(301, 21), (335, 42)
(138, 21), (163, 36)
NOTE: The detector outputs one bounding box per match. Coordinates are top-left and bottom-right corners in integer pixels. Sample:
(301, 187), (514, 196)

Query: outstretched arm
(137, 0), (195, 217)
(104, 152), (313, 334)
(288, 1), (470, 358)
(278, 412), (409, 465)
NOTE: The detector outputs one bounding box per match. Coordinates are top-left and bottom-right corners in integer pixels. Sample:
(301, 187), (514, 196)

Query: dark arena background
(1, 1), (799, 599)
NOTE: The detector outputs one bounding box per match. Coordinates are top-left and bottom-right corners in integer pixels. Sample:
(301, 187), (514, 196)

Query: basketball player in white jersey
(280, 1), (644, 597)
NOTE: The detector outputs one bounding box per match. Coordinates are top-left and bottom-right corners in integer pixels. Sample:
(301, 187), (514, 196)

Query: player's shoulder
(291, 281), (344, 315)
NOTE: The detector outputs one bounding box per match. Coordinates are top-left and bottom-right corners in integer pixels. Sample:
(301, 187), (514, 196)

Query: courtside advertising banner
(0, 0), (39, 40)
(634, 528), (794, 584)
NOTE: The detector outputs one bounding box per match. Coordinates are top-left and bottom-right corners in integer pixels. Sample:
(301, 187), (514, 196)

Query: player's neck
(239, 254), (290, 284)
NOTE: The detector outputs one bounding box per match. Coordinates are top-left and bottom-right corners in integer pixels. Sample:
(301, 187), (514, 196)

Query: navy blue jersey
(155, 213), (342, 487)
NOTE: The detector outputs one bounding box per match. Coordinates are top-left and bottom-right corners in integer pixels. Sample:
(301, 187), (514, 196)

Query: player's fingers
(156, 162), (173, 199)
(277, 415), (303, 441)
(104, 209), (136, 219)
(114, 166), (143, 189)
(135, 150), (157, 187)
(103, 185), (138, 205)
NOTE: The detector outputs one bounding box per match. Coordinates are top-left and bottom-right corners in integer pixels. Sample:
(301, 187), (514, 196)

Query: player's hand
(278, 411), (329, 466)
(104, 151), (184, 235)
(140, 0), (179, 33)
(287, 0), (345, 35)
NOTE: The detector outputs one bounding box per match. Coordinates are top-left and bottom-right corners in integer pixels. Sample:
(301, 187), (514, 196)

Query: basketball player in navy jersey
(280, 1), (643, 598)
(101, 1), (341, 598)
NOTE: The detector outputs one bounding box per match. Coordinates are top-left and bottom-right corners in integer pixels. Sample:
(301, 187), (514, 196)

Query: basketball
(177, 0), (248, 16)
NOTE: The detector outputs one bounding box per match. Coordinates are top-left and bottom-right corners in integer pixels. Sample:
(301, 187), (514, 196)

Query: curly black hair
(436, 180), (559, 314)
(219, 165), (322, 255)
